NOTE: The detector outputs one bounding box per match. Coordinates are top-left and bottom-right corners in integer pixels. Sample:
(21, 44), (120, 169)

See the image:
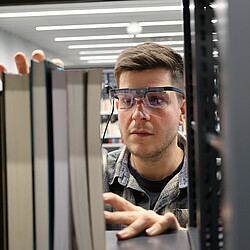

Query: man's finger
(103, 192), (142, 211)
(32, 50), (64, 67)
(14, 52), (29, 74)
(104, 210), (146, 225)
(51, 58), (64, 67)
(145, 212), (181, 236)
(32, 49), (45, 62)
(0, 64), (7, 73)
(0, 64), (7, 80)
(116, 211), (160, 240)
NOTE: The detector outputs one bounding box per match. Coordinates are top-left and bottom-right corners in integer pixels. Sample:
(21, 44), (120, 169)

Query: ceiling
(0, 0), (184, 68)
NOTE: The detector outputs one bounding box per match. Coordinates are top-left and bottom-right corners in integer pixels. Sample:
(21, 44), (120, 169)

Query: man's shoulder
(177, 132), (188, 188)
(103, 146), (129, 189)
(107, 148), (123, 160)
(177, 132), (186, 148)
(106, 147), (124, 166)
(103, 146), (128, 171)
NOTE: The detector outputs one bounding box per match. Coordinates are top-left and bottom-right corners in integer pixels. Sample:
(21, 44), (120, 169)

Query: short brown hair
(114, 42), (184, 90)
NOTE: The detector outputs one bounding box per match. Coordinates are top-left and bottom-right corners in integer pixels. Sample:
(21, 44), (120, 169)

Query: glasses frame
(110, 86), (185, 110)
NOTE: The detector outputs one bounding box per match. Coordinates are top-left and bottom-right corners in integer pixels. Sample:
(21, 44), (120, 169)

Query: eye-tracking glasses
(110, 86), (184, 110)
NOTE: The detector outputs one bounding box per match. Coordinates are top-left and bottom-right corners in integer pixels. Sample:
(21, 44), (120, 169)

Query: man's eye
(119, 95), (133, 105)
(149, 96), (166, 105)
(121, 97), (131, 103)
(147, 92), (170, 107)
(150, 96), (164, 104)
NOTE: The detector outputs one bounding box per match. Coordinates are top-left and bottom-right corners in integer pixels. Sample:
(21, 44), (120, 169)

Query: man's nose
(131, 99), (150, 120)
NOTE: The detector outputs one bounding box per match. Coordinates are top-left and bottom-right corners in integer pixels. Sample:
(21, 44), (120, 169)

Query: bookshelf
(184, 0), (224, 249)
(101, 69), (123, 152)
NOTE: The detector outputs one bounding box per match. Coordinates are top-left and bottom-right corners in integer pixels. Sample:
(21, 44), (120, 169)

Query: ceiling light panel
(0, 6), (182, 18)
(79, 50), (123, 55)
(36, 20), (182, 31)
(136, 32), (184, 38)
(55, 32), (183, 42)
(87, 60), (117, 64)
(140, 20), (183, 26)
(68, 41), (184, 49)
(80, 55), (119, 60)
(55, 34), (134, 42)
(36, 23), (129, 31)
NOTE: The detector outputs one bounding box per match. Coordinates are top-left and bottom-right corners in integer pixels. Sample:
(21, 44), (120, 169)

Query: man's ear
(179, 99), (186, 126)
(116, 100), (119, 110)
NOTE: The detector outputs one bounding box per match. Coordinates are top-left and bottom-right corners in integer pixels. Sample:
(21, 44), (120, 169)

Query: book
(0, 85), (7, 250)
(51, 70), (71, 250)
(65, 69), (92, 250)
(86, 68), (105, 250)
(31, 60), (62, 250)
(2, 72), (34, 250)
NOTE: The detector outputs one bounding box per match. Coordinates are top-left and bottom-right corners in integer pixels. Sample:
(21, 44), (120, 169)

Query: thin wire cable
(101, 98), (115, 147)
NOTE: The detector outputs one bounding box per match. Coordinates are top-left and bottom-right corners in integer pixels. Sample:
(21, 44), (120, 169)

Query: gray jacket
(103, 133), (189, 230)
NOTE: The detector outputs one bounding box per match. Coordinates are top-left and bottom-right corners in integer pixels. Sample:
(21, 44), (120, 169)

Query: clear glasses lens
(116, 93), (134, 109)
(115, 91), (171, 109)
(146, 92), (170, 109)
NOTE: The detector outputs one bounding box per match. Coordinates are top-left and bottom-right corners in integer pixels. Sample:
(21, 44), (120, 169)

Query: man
(0, 42), (187, 240)
(103, 42), (188, 239)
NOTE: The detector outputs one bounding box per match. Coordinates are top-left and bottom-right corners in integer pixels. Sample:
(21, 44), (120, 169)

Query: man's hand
(0, 49), (64, 79)
(103, 192), (182, 240)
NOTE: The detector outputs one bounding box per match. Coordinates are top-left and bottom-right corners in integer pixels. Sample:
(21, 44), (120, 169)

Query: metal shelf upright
(183, 1), (224, 249)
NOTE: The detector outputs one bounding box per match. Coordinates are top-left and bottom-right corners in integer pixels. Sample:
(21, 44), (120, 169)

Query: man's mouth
(130, 130), (154, 137)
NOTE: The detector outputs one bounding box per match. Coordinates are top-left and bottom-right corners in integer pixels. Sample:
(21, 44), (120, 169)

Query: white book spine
(52, 71), (71, 250)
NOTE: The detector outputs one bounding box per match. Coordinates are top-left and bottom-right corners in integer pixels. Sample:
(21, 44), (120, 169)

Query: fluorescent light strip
(55, 32), (183, 42)
(140, 20), (183, 26)
(80, 48), (184, 60)
(0, 6), (182, 18)
(36, 23), (130, 31)
(210, 4), (217, 8)
(55, 34), (134, 42)
(87, 60), (117, 64)
(79, 50), (123, 55)
(79, 47), (184, 56)
(80, 55), (118, 60)
(68, 41), (184, 49)
(136, 32), (183, 38)
(169, 47), (183, 51)
(36, 20), (182, 31)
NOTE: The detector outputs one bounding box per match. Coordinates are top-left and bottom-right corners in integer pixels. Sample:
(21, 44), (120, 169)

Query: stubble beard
(124, 130), (178, 162)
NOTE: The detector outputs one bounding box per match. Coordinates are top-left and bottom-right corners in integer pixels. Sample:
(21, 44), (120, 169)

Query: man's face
(117, 68), (185, 161)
